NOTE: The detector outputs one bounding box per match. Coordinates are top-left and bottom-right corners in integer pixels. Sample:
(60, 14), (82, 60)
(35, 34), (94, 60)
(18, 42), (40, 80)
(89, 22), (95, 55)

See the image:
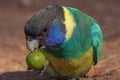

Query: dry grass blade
(101, 65), (120, 75)
(99, 55), (117, 64)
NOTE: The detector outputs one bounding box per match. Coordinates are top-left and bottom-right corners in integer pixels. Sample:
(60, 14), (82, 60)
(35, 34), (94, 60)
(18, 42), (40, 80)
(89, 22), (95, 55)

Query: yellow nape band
(62, 7), (76, 41)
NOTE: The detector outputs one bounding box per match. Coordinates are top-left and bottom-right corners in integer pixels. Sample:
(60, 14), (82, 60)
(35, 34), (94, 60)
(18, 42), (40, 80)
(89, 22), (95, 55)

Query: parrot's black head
(24, 5), (66, 51)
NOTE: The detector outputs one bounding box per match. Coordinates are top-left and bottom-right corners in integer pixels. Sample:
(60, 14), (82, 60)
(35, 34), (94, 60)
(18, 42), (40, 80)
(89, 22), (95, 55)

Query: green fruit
(26, 51), (46, 70)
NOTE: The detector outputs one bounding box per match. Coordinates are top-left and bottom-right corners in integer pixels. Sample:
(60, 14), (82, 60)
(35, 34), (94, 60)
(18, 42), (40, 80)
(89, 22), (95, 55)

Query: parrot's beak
(26, 39), (39, 52)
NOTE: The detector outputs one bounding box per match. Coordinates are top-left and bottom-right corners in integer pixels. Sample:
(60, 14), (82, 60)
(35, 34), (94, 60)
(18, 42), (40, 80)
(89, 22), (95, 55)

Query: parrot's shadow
(0, 70), (111, 80)
(0, 71), (53, 80)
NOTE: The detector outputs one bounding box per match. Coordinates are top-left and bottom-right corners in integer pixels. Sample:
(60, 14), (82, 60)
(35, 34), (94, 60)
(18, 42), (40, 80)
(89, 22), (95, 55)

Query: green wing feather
(91, 23), (103, 64)
(62, 7), (103, 64)
(61, 7), (95, 58)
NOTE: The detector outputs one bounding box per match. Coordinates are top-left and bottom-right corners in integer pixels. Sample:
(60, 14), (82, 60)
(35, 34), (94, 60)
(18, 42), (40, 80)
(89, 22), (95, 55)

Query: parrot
(24, 5), (103, 80)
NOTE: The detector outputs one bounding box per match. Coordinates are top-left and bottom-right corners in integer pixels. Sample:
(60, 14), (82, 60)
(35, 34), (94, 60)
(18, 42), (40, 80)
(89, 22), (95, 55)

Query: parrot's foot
(38, 60), (49, 77)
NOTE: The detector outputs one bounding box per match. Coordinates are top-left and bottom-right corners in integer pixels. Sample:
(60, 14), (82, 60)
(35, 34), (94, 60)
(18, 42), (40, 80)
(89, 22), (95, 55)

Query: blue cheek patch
(44, 20), (65, 46)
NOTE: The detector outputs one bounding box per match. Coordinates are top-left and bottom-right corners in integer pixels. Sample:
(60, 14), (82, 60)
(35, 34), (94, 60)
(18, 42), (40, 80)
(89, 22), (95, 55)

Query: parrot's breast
(45, 47), (93, 77)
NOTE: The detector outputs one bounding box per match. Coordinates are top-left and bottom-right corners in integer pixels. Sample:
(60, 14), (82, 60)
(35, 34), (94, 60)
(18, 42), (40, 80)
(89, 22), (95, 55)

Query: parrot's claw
(38, 60), (49, 77)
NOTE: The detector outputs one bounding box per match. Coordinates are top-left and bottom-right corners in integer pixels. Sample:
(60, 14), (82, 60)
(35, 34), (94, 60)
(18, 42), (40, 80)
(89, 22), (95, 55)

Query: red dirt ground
(0, 0), (120, 80)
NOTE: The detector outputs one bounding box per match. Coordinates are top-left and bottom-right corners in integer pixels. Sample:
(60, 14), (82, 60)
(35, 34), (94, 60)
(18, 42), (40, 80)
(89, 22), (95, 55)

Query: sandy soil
(0, 0), (120, 80)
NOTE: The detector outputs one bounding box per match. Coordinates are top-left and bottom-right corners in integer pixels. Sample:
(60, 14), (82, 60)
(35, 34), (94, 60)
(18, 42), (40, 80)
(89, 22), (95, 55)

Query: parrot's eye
(26, 36), (33, 41)
(43, 28), (48, 32)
